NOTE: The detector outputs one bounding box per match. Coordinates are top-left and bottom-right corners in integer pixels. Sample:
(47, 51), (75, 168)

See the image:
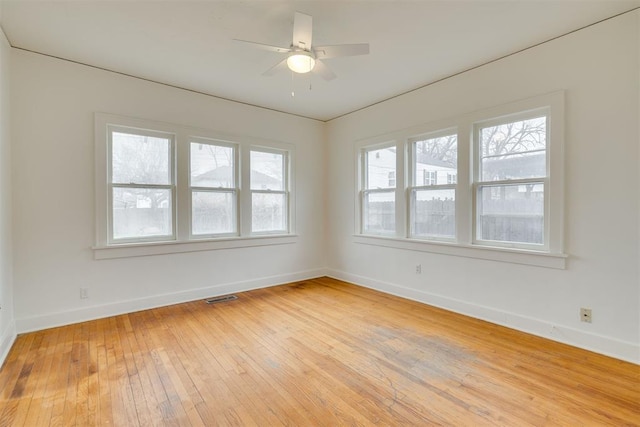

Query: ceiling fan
(234, 11), (370, 81)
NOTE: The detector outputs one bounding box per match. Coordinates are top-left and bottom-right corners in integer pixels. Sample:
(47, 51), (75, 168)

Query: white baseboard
(326, 269), (640, 365)
(0, 320), (17, 368)
(16, 268), (327, 334)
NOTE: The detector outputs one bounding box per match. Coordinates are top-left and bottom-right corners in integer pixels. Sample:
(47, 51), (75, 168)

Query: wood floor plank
(24, 327), (61, 426)
(94, 317), (114, 427)
(0, 277), (638, 426)
(48, 323), (76, 427)
(146, 308), (203, 426)
(105, 316), (138, 426)
(232, 292), (438, 424)
(169, 304), (259, 425)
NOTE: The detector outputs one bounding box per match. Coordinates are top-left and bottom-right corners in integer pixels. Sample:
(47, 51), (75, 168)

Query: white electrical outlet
(80, 288), (89, 299)
(580, 307), (592, 323)
(416, 264), (422, 274)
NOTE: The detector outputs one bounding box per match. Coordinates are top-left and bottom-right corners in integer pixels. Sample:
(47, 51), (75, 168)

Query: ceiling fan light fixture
(287, 52), (315, 73)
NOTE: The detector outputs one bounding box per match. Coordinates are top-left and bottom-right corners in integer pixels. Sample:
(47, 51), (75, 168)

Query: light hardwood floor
(0, 277), (638, 426)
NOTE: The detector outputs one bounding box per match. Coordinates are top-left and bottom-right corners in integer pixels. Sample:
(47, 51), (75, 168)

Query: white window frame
(188, 137), (239, 239)
(248, 146), (291, 235)
(408, 128), (458, 242)
(353, 91), (566, 269)
(358, 140), (404, 237)
(106, 125), (177, 245)
(94, 113), (296, 260)
(472, 110), (550, 251)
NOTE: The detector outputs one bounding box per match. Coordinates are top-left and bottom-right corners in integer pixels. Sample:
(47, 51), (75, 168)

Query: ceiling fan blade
(293, 11), (313, 50)
(233, 39), (291, 53)
(314, 43), (370, 59)
(313, 60), (336, 81)
(262, 58), (289, 77)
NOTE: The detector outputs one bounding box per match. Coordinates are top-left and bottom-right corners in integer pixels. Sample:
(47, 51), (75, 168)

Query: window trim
(353, 234), (567, 269)
(354, 91), (566, 268)
(468, 93), (565, 255)
(94, 113), (296, 259)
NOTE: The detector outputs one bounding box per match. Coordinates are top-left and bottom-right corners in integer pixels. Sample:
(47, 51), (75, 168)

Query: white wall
(326, 11), (640, 363)
(10, 50), (326, 332)
(0, 17), (15, 363)
(5, 9), (639, 365)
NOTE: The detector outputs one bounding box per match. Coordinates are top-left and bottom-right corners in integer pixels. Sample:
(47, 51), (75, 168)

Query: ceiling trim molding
(328, 6), (640, 122)
(10, 45), (325, 123)
(3, 6), (638, 123)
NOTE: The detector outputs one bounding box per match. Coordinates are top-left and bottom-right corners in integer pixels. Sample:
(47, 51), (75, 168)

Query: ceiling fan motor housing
(287, 50), (316, 73)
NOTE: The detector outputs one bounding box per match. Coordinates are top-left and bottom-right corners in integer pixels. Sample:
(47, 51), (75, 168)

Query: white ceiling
(1, 1), (638, 121)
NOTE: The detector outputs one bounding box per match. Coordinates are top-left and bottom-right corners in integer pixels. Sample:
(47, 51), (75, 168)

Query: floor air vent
(205, 295), (238, 304)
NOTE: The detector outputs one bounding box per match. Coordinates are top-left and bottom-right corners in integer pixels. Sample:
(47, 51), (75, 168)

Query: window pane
(363, 191), (395, 234)
(480, 116), (546, 181)
(251, 151), (284, 191)
(112, 132), (171, 185)
(414, 135), (457, 186)
(252, 193), (287, 232)
(478, 183), (544, 244)
(192, 191), (235, 235)
(366, 147), (396, 190)
(412, 189), (455, 238)
(190, 143), (234, 188)
(112, 187), (172, 239)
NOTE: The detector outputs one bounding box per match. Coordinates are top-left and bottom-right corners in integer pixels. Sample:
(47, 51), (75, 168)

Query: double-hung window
(189, 139), (238, 237)
(474, 112), (548, 249)
(95, 114), (296, 259)
(108, 126), (175, 244)
(250, 149), (289, 233)
(355, 92), (565, 268)
(409, 132), (457, 240)
(361, 144), (397, 235)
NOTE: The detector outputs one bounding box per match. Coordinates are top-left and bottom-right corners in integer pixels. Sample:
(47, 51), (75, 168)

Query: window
(388, 171), (396, 187)
(95, 114), (295, 258)
(361, 144), (396, 235)
(109, 127), (175, 243)
(410, 132), (457, 240)
(190, 140), (237, 237)
(474, 114), (547, 248)
(423, 170), (437, 186)
(355, 92), (565, 268)
(250, 149), (289, 233)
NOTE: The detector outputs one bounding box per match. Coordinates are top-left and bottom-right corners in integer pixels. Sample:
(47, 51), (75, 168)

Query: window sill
(93, 234), (298, 260)
(353, 235), (567, 269)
